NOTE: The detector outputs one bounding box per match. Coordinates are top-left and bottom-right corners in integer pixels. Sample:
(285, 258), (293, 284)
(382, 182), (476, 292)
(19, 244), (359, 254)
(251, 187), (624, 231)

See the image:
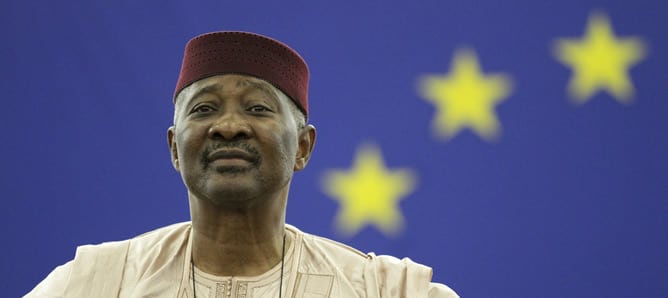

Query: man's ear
(167, 126), (180, 172)
(294, 124), (316, 171)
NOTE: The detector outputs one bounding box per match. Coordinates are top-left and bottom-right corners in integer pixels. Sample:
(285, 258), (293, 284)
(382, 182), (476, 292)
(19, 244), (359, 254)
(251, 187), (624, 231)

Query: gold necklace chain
(191, 233), (286, 298)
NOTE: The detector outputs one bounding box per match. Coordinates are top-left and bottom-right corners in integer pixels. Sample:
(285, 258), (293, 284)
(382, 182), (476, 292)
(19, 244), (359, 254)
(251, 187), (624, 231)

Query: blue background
(3, 1), (667, 297)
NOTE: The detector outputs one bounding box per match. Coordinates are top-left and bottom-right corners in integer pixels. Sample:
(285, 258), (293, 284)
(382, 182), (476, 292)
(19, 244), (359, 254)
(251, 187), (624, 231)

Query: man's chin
(201, 186), (263, 207)
(201, 172), (259, 198)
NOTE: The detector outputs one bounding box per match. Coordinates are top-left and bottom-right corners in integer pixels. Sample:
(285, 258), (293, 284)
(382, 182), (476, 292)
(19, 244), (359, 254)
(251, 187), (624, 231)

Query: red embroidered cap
(174, 31), (309, 116)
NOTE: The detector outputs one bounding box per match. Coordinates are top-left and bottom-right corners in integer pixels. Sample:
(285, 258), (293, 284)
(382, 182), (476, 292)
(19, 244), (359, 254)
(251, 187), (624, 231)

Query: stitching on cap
(179, 32), (308, 104)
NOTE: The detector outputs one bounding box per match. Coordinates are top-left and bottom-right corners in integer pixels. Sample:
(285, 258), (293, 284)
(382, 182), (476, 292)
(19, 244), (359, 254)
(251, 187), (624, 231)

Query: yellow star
(554, 12), (646, 103)
(418, 48), (512, 141)
(322, 144), (416, 237)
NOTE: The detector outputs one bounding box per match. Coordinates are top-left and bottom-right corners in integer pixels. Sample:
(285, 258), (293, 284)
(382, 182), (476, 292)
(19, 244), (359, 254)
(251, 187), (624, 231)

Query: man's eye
(248, 105), (271, 113)
(192, 105), (215, 114)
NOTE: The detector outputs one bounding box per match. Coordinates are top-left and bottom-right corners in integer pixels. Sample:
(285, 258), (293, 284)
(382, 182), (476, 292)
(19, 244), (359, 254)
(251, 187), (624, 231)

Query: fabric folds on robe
(26, 222), (458, 298)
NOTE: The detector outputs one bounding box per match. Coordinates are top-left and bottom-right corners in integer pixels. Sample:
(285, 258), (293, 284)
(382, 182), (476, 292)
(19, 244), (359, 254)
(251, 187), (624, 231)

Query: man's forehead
(192, 74), (278, 93)
(178, 74), (283, 104)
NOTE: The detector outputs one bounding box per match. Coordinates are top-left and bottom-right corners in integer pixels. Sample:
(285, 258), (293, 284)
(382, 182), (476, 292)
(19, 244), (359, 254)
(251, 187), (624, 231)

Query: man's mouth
(202, 143), (261, 171)
(208, 149), (256, 165)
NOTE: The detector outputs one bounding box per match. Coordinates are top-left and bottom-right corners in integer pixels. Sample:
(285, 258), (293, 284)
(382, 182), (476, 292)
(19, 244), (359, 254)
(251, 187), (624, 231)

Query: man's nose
(208, 111), (252, 140)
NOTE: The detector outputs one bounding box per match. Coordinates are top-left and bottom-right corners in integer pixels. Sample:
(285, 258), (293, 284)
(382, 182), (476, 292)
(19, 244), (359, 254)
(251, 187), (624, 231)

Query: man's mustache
(201, 141), (261, 168)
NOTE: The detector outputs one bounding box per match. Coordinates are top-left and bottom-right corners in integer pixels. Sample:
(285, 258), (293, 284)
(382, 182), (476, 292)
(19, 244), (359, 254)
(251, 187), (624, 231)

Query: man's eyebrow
(186, 83), (224, 107)
(238, 79), (280, 102)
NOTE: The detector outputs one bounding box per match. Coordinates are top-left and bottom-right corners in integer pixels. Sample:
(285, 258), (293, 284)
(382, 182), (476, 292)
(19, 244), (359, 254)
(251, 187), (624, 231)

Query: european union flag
(3, 1), (667, 297)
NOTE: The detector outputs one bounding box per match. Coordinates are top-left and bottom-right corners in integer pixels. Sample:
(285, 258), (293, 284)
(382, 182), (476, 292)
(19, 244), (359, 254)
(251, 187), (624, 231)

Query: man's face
(168, 74), (314, 206)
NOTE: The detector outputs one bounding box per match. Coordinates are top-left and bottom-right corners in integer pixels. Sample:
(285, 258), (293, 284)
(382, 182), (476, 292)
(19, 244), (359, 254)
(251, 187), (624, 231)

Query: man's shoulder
(288, 225), (459, 297)
(289, 225), (420, 277)
(62, 222), (187, 265)
(127, 221), (191, 246)
(24, 223), (191, 297)
(290, 225), (426, 270)
(75, 221), (189, 248)
(70, 222), (190, 258)
(289, 224), (370, 264)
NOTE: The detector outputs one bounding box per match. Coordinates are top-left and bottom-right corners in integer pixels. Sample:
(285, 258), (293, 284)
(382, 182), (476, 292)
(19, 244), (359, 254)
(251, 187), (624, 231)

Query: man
(26, 31), (458, 297)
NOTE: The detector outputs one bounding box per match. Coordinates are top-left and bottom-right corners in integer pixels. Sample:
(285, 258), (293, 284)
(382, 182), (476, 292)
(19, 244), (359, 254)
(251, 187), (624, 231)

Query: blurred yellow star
(554, 12), (646, 103)
(418, 48), (512, 141)
(322, 144), (416, 237)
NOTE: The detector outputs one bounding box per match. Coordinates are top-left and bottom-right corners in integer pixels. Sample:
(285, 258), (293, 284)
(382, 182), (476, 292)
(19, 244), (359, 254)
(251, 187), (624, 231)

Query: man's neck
(189, 196), (289, 277)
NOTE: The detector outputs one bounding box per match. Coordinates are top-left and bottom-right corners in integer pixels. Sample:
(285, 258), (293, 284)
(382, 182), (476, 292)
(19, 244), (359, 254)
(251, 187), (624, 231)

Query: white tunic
(26, 222), (458, 297)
